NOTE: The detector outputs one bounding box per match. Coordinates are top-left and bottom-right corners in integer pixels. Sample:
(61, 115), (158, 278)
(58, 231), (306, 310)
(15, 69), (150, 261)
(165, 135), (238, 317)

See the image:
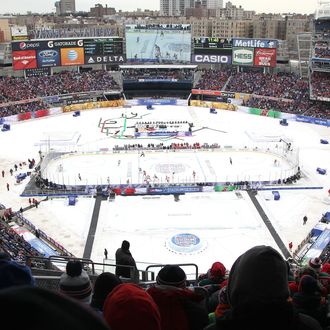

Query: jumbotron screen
(125, 24), (191, 64)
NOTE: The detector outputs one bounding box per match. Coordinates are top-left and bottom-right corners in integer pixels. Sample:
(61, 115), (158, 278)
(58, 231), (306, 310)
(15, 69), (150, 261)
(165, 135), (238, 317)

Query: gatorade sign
(232, 47), (254, 66)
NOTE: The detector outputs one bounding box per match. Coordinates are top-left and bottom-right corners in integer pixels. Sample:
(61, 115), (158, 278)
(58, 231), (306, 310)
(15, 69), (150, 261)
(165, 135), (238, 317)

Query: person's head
(0, 286), (110, 330)
(209, 261), (226, 280)
(121, 240), (130, 251)
(0, 258), (35, 290)
(91, 272), (122, 311)
(308, 257), (322, 273)
(156, 265), (187, 288)
(66, 260), (83, 277)
(60, 260), (92, 303)
(321, 262), (330, 274)
(298, 275), (321, 295)
(103, 283), (161, 330)
(228, 245), (289, 308)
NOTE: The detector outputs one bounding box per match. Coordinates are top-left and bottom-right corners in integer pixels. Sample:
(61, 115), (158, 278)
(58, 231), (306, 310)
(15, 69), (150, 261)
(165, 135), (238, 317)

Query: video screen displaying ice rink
(125, 24), (192, 63)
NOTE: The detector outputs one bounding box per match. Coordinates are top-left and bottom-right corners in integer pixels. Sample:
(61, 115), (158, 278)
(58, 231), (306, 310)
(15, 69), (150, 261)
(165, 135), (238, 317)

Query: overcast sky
(0, 0), (318, 15)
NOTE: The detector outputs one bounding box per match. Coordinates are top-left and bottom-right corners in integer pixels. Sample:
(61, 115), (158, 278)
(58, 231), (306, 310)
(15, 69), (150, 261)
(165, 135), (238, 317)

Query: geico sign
(193, 55), (230, 63)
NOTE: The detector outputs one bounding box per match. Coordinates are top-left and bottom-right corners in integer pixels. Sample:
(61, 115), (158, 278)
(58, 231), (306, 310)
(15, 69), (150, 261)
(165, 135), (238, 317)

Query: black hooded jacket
(204, 246), (322, 330)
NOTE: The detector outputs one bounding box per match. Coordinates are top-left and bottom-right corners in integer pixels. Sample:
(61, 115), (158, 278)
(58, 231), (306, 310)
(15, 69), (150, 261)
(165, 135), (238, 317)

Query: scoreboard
(193, 37), (232, 50)
(84, 37), (124, 56)
(192, 37), (233, 64)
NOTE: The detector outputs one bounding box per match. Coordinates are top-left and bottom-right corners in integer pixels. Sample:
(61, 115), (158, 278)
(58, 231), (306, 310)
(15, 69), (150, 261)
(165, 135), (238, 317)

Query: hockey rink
(0, 104), (330, 274)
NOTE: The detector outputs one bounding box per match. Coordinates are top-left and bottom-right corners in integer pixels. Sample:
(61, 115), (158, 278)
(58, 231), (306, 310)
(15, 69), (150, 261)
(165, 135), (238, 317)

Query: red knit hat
(103, 283), (161, 330)
(309, 257), (322, 271)
(210, 262), (226, 279)
(321, 263), (330, 274)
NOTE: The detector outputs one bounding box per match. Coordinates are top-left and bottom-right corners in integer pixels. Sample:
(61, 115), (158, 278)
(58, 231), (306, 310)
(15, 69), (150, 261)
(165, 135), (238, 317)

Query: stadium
(1, 4), (330, 328)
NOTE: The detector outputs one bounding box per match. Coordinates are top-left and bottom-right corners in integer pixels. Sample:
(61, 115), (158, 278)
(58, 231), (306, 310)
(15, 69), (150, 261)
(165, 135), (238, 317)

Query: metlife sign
(232, 47), (254, 66)
(233, 38), (278, 49)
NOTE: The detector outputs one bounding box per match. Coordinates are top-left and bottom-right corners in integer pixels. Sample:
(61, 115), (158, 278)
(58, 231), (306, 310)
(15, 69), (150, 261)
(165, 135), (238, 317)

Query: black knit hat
(156, 265), (187, 288)
(66, 260), (83, 277)
(91, 272), (122, 311)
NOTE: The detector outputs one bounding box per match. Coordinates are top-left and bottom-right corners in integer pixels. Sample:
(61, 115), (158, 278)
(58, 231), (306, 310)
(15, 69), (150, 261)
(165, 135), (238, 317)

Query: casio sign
(194, 55), (230, 63)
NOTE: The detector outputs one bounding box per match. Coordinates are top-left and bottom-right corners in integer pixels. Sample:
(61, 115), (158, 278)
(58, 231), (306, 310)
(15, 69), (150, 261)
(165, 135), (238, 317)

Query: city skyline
(0, 0), (319, 15)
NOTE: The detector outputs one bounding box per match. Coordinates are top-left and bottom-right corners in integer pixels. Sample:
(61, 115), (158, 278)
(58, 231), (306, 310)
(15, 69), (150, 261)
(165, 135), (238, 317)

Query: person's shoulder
(297, 313), (323, 330)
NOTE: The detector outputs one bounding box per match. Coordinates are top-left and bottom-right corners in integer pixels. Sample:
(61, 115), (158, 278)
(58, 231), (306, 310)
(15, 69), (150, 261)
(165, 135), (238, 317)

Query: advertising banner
(192, 54), (232, 64)
(84, 54), (126, 64)
(10, 25), (28, 41)
(191, 89), (236, 98)
(232, 47), (254, 66)
(37, 49), (60, 67)
(254, 48), (276, 67)
(13, 37), (124, 69)
(12, 50), (37, 70)
(190, 100), (237, 111)
(233, 38), (278, 49)
(60, 48), (84, 66)
(12, 40), (43, 51)
(137, 99), (177, 105)
(47, 39), (84, 49)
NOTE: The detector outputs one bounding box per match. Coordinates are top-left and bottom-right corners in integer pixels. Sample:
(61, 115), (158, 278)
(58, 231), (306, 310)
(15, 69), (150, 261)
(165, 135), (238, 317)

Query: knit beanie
(91, 272), (122, 311)
(209, 262), (226, 279)
(298, 275), (321, 294)
(321, 263), (330, 274)
(156, 265), (187, 288)
(59, 261), (92, 303)
(0, 286), (110, 330)
(309, 257), (322, 271)
(103, 283), (161, 330)
(0, 259), (35, 290)
(228, 245), (289, 307)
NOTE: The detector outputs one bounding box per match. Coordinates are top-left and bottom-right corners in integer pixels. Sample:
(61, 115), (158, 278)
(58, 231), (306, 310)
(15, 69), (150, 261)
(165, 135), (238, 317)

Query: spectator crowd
(196, 69), (330, 119)
(2, 244), (330, 329)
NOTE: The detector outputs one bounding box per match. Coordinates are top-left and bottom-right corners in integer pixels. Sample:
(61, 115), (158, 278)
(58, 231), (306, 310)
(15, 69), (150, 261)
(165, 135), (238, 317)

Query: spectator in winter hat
(309, 257), (322, 272)
(198, 261), (227, 287)
(59, 260), (92, 303)
(289, 266), (319, 296)
(156, 264), (187, 288)
(0, 254), (35, 289)
(90, 272), (122, 313)
(0, 286), (110, 330)
(321, 263), (330, 275)
(292, 275), (328, 327)
(147, 265), (209, 330)
(103, 283), (161, 330)
(208, 286), (231, 324)
(318, 263), (330, 295)
(205, 245), (322, 330)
